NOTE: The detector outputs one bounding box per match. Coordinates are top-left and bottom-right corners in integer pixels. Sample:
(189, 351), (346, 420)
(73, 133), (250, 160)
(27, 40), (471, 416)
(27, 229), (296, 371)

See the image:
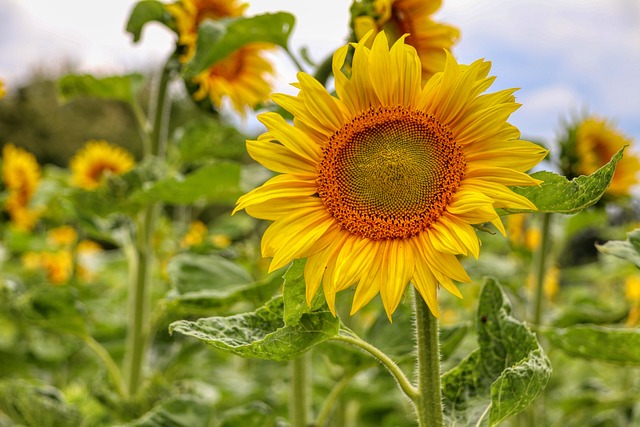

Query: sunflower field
(1, 1), (640, 426)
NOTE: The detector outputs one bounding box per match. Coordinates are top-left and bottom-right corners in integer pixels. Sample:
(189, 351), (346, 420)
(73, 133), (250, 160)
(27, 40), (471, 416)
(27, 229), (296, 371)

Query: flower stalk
(413, 287), (445, 427)
(290, 352), (311, 427)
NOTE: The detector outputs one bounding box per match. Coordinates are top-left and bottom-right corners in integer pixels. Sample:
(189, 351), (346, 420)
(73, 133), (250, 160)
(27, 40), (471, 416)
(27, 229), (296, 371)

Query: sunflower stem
(331, 330), (418, 400)
(533, 212), (552, 326)
(284, 46), (306, 73)
(81, 334), (127, 398)
(313, 53), (334, 88)
(413, 287), (444, 427)
(123, 56), (173, 397)
(290, 352), (311, 427)
(315, 371), (354, 427)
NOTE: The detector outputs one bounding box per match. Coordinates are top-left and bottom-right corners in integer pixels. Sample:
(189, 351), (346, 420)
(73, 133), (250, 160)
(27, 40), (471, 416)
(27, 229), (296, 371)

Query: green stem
(290, 352), (311, 427)
(123, 56), (173, 397)
(331, 331), (417, 400)
(533, 213), (552, 326)
(413, 287), (444, 427)
(81, 334), (127, 398)
(316, 371), (354, 427)
(284, 46), (306, 73)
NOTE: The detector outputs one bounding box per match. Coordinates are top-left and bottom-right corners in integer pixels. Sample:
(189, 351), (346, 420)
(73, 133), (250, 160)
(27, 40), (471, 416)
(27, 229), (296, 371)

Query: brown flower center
(317, 105), (465, 240)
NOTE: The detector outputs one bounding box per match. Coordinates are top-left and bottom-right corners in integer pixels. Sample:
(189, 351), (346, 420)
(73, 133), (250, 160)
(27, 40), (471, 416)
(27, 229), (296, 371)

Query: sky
(1, 0), (639, 147)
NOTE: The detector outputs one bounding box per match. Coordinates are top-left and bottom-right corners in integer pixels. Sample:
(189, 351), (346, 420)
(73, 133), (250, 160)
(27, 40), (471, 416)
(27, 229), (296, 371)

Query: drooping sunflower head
(234, 31), (546, 319)
(351, 0), (460, 79)
(572, 117), (639, 196)
(166, 0), (248, 62)
(70, 140), (135, 190)
(191, 42), (275, 114)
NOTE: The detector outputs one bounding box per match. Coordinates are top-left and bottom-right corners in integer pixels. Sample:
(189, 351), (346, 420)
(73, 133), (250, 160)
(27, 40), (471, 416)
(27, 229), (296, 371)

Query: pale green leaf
(504, 147), (624, 214)
(283, 259), (329, 326)
(58, 73), (144, 104)
(183, 13), (295, 78)
(442, 278), (551, 426)
(169, 295), (339, 361)
(176, 118), (247, 163)
(119, 395), (213, 427)
(596, 228), (640, 268)
(218, 401), (276, 427)
(126, 0), (175, 43)
(545, 325), (640, 365)
(134, 162), (242, 205)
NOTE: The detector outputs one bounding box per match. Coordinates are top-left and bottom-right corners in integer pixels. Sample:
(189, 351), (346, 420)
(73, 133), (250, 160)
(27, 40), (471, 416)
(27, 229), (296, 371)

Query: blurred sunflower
(574, 117), (639, 195)
(70, 140), (135, 190)
(166, 0), (274, 114)
(351, 0), (460, 79)
(180, 220), (208, 248)
(22, 250), (74, 285)
(0, 79), (6, 98)
(48, 225), (78, 247)
(1, 143), (41, 230)
(234, 32), (546, 319)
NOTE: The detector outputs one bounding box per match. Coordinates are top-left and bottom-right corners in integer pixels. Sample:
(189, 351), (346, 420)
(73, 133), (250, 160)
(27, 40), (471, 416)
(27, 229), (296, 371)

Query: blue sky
(2, 0), (639, 149)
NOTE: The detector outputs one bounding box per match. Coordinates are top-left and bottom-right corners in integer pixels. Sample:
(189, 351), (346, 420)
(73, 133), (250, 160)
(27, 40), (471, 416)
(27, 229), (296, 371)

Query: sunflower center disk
(318, 105), (466, 240)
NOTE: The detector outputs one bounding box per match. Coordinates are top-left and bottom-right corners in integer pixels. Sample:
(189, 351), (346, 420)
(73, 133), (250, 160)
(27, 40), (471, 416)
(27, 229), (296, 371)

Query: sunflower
(1, 143), (41, 230)
(166, 0), (248, 62)
(574, 117), (639, 195)
(234, 32), (546, 319)
(0, 79), (6, 99)
(70, 140), (135, 190)
(351, 0), (460, 79)
(166, 0), (273, 113)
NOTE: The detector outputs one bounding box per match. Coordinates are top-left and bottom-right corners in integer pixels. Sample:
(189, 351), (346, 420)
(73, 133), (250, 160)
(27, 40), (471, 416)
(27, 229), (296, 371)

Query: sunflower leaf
(544, 325), (640, 365)
(125, 0), (175, 43)
(57, 73), (145, 105)
(169, 295), (339, 361)
(596, 228), (640, 268)
(133, 161), (243, 205)
(505, 147), (624, 214)
(120, 395), (214, 427)
(442, 277), (551, 426)
(182, 12), (295, 78)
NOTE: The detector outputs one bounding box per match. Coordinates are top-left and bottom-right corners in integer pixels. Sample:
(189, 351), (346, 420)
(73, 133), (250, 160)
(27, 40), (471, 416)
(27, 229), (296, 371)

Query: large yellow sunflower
(575, 117), (639, 195)
(166, 0), (273, 114)
(70, 140), (135, 190)
(1, 143), (41, 230)
(234, 32), (546, 319)
(352, 0), (460, 79)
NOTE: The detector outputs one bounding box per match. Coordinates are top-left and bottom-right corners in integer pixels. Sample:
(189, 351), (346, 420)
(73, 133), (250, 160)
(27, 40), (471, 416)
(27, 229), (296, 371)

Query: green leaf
(545, 325), (640, 365)
(596, 228), (640, 268)
(183, 12), (295, 78)
(440, 322), (471, 361)
(133, 161), (243, 205)
(120, 395), (214, 427)
(505, 147), (624, 214)
(442, 277), (551, 426)
(0, 379), (82, 427)
(169, 294), (340, 361)
(126, 0), (175, 43)
(177, 118), (248, 163)
(218, 401), (276, 427)
(58, 73), (144, 104)
(283, 259), (329, 326)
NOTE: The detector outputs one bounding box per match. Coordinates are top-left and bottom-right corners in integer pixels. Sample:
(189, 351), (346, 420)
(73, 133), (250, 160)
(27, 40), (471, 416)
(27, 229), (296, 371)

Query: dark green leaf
(596, 228), (640, 268)
(126, 0), (175, 43)
(134, 161), (243, 205)
(504, 147), (624, 214)
(545, 325), (640, 365)
(169, 295), (339, 361)
(218, 401), (276, 427)
(0, 379), (82, 427)
(58, 73), (144, 104)
(183, 13), (295, 77)
(442, 278), (551, 426)
(120, 395), (213, 427)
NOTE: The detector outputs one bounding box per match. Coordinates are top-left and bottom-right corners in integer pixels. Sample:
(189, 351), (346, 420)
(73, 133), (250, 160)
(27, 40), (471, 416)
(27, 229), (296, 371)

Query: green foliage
(120, 395), (214, 427)
(176, 118), (248, 163)
(596, 228), (640, 268)
(58, 74), (145, 105)
(182, 13), (295, 78)
(169, 262), (340, 361)
(545, 325), (640, 365)
(0, 380), (82, 427)
(217, 401), (277, 427)
(126, 0), (175, 43)
(442, 278), (552, 426)
(506, 147), (624, 214)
